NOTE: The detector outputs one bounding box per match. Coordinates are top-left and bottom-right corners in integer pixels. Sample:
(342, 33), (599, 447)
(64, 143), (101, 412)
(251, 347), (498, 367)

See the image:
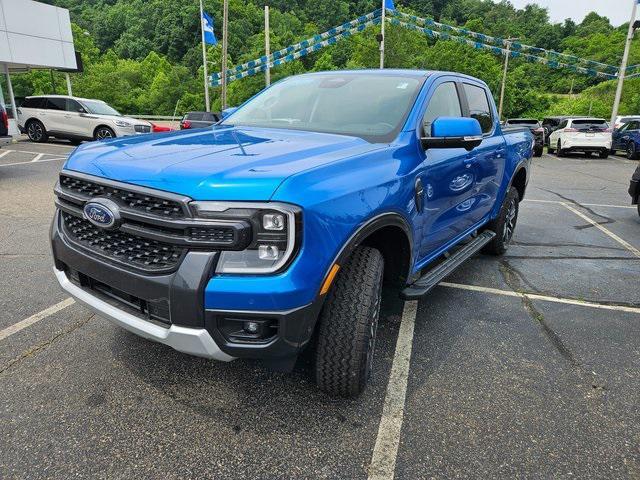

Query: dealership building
(0, 0), (76, 135)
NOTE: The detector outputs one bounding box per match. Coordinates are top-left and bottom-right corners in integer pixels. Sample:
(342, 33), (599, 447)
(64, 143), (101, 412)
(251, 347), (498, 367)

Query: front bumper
(54, 267), (234, 360)
(51, 210), (321, 362)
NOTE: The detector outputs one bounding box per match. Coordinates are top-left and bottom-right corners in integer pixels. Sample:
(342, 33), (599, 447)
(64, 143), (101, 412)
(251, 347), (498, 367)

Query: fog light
(244, 321), (260, 334)
(258, 244), (279, 260)
(263, 213), (284, 231)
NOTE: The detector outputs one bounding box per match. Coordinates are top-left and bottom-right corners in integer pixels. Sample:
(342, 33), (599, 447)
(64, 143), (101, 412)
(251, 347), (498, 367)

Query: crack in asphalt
(536, 188), (616, 229)
(498, 260), (580, 368)
(0, 314), (95, 375)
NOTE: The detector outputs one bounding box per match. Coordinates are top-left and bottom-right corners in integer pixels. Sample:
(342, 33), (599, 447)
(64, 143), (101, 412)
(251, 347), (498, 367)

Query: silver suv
(17, 95), (151, 144)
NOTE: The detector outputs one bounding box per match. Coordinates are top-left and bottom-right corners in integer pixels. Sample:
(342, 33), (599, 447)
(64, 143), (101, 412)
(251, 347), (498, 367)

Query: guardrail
(128, 115), (179, 121)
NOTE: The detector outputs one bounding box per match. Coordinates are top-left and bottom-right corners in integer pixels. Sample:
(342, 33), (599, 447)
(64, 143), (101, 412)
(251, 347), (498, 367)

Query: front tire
(599, 149), (609, 159)
(482, 187), (520, 256)
(314, 246), (384, 398)
(627, 142), (639, 160)
(94, 126), (115, 141)
(26, 120), (48, 143)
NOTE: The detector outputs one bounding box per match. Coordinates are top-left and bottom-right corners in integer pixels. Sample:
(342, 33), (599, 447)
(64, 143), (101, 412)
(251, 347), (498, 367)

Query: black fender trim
(507, 160), (530, 199)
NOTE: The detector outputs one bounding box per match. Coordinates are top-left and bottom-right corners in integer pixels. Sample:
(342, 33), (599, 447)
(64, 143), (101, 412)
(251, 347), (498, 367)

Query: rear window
(571, 120), (608, 131)
(185, 112), (204, 121)
(22, 97), (46, 109)
(203, 112), (219, 122)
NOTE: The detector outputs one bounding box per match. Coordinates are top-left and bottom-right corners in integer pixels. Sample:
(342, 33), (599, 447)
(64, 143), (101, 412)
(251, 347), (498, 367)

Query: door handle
(495, 149), (506, 159)
(463, 157), (477, 168)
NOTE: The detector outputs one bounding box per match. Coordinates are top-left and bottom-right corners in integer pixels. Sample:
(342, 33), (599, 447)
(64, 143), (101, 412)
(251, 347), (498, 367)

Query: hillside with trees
(8, 0), (640, 119)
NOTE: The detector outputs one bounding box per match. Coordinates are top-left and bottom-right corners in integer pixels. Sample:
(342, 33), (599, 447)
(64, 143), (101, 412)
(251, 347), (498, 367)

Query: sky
(504, 0), (634, 27)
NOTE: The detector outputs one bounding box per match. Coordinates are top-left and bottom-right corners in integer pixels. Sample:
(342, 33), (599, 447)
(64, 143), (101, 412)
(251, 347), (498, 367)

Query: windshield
(221, 73), (423, 142)
(572, 119), (608, 131)
(506, 119), (540, 126)
(81, 100), (121, 116)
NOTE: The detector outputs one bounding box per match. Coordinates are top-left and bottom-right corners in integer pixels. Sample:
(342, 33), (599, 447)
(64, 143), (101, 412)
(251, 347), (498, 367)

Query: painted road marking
(0, 156), (67, 168)
(560, 202), (640, 258)
(439, 282), (640, 314)
(0, 298), (75, 342)
(30, 153), (45, 163)
(0, 150), (11, 159)
(369, 300), (418, 480)
(525, 199), (636, 209)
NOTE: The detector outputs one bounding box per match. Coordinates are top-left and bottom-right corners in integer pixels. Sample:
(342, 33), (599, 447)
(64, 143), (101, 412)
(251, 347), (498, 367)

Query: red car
(150, 122), (173, 133)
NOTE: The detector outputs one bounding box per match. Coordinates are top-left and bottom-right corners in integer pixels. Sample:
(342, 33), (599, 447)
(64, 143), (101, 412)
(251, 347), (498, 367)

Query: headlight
(114, 120), (132, 127)
(190, 201), (301, 274)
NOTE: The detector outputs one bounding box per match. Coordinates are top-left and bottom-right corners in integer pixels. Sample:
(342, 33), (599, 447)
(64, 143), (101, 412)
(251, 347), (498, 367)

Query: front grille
(135, 125), (151, 133)
(60, 174), (185, 218)
(62, 212), (185, 272)
(187, 226), (236, 243)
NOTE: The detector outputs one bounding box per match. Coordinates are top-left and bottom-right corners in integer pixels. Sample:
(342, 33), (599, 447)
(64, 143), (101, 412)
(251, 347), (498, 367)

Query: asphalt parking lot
(1, 139), (639, 479)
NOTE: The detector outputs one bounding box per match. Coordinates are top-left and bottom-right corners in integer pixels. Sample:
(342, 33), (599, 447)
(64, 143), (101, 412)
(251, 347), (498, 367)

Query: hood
(64, 126), (379, 201)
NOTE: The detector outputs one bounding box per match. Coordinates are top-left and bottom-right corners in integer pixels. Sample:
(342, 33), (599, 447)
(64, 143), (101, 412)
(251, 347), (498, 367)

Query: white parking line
(0, 298), (75, 341)
(0, 156), (67, 168)
(439, 282), (640, 314)
(0, 150), (11, 159)
(560, 202), (640, 258)
(30, 153), (45, 163)
(369, 300), (418, 480)
(525, 199), (635, 209)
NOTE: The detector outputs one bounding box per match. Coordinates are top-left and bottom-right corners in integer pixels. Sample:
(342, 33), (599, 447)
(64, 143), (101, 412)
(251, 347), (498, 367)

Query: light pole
(610, 0), (639, 127)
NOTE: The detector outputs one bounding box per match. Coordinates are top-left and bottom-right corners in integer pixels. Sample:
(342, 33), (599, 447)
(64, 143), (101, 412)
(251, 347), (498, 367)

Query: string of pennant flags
(210, 7), (629, 87)
(388, 9), (619, 75)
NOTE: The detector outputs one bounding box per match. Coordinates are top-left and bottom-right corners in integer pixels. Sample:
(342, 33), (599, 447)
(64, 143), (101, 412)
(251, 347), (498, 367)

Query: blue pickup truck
(51, 70), (533, 397)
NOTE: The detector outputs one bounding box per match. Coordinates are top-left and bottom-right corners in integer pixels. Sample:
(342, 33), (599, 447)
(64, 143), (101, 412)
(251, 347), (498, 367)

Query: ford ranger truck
(51, 70), (533, 397)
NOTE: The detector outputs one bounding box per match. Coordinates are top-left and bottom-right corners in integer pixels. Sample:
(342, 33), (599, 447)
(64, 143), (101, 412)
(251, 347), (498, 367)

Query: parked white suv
(17, 95), (152, 144)
(547, 117), (612, 159)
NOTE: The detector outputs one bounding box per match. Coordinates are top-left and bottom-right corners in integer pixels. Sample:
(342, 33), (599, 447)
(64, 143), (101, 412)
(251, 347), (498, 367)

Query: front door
(416, 80), (479, 261)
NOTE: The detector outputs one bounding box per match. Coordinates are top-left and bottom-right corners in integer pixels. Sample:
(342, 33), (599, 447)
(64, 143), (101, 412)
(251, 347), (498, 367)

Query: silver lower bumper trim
(53, 267), (235, 361)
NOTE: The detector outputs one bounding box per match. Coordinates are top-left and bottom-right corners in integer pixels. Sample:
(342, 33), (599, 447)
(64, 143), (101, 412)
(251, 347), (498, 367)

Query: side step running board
(401, 230), (496, 300)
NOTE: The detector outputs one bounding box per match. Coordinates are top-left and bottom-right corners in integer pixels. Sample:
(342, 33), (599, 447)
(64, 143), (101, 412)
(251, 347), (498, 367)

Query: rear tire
(314, 246), (384, 398)
(599, 149), (609, 159)
(534, 147), (543, 157)
(26, 120), (48, 143)
(482, 187), (520, 256)
(547, 143), (555, 154)
(627, 142), (639, 160)
(557, 140), (566, 157)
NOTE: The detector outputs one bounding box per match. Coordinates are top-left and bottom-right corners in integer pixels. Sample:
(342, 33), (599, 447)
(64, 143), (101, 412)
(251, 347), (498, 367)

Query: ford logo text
(83, 200), (120, 230)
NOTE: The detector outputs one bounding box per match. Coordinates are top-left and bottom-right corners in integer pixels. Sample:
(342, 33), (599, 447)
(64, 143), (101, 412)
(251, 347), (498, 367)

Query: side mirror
(221, 107), (238, 119)
(421, 117), (483, 152)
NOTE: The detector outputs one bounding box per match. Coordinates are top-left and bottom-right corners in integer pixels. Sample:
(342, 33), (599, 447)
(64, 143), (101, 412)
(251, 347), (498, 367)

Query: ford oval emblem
(83, 199), (121, 230)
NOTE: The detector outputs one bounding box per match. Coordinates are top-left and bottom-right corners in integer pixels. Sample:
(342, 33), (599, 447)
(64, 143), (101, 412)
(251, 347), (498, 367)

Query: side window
(618, 123), (630, 133)
(46, 98), (66, 111)
(629, 121), (639, 131)
(422, 82), (462, 133)
(66, 99), (83, 112)
(462, 83), (493, 133)
(559, 120), (568, 129)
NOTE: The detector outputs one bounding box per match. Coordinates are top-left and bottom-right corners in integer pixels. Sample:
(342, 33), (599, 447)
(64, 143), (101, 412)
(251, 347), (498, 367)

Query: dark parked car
(612, 120), (640, 159)
(542, 116), (581, 146)
(504, 118), (544, 156)
(0, 104), (11, 147)
(179, 111), (220, 130)
(630, 162), (640, 217)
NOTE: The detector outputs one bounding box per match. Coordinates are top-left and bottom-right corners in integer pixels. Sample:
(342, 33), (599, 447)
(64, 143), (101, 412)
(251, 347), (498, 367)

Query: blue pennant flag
(202, 11), (217, 45)
(385, 0), (395, 10)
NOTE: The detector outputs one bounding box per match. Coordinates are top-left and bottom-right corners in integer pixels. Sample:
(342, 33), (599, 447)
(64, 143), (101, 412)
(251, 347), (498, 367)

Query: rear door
(44, 97), (69, 134)
(62, 99), (90, 138)
(613, 121), (637, 150)
(458, 82), (506, 230)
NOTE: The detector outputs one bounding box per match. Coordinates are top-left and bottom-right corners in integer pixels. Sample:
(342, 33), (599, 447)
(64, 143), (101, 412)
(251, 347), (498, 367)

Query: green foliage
(19, 0), (638, 119)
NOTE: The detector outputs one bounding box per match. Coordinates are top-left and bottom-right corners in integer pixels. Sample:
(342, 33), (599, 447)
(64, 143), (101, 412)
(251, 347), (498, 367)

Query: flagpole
(610, 0), (638, 127)
(265, 5), (271, 87)
(221, 0), (229, 109)
(379, 0), (385, 69)
(199, 0), (210, 112)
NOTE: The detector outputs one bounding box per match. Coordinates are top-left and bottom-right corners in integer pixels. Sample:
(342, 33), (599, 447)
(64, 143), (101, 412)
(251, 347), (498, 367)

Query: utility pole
(379, 0), (386, 69)
(199, 0), (210, 112)
(610, 0), (638, 127)
(221, 0), (229, 109)
(265, 5), (271, 87)
(498, 40), (513, 121)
